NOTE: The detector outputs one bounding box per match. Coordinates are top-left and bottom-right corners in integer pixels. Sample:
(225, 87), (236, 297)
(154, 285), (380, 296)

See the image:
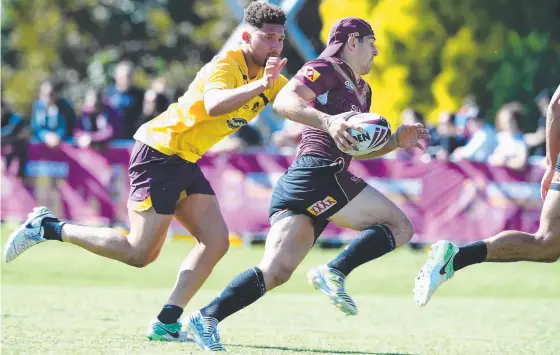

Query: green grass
(2, 222), (560, 355)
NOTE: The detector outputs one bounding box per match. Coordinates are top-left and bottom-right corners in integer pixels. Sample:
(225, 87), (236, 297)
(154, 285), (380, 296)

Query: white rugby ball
(336, 113), (392, 156)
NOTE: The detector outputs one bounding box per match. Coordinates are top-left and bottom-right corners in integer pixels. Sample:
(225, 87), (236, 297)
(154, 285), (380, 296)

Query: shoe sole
(307, 269), (357, 316)
(4, 210), (49, 262)
(414, 242), (455, 307)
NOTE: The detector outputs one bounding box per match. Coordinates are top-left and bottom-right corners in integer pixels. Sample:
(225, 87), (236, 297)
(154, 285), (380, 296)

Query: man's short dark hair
(243, 1), (286, 28)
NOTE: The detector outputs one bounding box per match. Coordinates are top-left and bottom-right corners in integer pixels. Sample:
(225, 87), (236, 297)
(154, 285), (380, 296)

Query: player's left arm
(353, 123), (431, 160)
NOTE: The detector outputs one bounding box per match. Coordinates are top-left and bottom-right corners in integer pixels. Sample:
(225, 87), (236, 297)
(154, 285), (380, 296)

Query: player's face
(355, 36), (378, 75)
(248, 23), (285, 67)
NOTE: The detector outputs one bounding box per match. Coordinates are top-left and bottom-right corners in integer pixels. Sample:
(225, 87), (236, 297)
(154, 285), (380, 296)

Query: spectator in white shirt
(451, 108), (497, 162)
(489, 102), (528, 171)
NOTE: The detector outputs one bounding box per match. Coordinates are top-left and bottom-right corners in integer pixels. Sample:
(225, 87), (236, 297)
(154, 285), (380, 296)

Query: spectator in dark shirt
(103, 61), (145, 139)
(427, 111), (466, 160)
(1, 100), (30, 180)
(134, 89), (170, 131)
(75, 88), (120, 150)
(524, 88), (553, 157)
(31, 80), (76, 148)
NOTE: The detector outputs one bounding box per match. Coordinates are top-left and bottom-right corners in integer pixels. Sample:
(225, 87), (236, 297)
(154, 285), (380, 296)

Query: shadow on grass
(227, 343), (419, 355)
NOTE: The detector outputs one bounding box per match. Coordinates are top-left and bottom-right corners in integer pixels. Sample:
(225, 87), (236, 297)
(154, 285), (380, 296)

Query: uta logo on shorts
(307, 196), (337, 216)
(553, 172), (560, 183)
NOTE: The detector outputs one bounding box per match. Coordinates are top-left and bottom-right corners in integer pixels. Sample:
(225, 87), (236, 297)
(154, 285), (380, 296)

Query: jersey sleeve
(203, 59), (238, 92)
(269, 74), (289, 104)
(293, 59), (337, 97)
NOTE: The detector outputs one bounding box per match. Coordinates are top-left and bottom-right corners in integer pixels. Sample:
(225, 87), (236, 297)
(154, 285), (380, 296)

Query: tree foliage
(320, 0), (560, 127)
(1, 0), (236, 115)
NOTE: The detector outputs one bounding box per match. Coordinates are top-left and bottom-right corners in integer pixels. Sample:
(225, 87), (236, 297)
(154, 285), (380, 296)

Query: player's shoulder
(204, 49), (243, 73)
(296, 58), (336, 83)
(300, 58), (335, 72)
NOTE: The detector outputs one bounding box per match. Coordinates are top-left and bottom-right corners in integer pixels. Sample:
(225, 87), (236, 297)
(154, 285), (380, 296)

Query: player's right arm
(272, 77), (361, 151)
(204, 57), (287, 117)
(541, 84), (560, 200)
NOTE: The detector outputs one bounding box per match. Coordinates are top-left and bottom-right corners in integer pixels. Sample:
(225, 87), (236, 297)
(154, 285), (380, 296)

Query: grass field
(2, 223), (560, 355)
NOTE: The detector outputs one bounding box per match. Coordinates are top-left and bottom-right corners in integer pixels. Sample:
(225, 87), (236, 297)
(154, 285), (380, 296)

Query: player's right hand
(262, 56), (288, 89)
(325, 111), (362, 151)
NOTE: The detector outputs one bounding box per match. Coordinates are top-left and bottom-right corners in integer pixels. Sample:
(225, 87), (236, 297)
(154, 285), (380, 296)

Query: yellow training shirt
(134, 48), (288, 162)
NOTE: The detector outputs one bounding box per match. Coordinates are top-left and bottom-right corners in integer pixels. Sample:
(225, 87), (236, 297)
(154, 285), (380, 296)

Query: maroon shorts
(128, 141), (214, 215)
(269, 155), (367, 240)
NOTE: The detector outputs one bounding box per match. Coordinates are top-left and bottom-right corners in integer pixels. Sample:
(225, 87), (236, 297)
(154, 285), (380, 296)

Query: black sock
(42, 218), (65, 241)
(157, 304), (184, 324)
(453, 241), (487, 271)
(200, 266), (266, 322)
(327, 224), (396, 277)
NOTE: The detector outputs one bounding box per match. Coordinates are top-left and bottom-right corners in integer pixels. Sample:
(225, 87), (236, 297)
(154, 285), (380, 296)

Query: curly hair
(243, 1), (286, 28)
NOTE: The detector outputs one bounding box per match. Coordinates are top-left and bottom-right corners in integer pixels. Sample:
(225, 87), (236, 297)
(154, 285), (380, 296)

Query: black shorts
(551, 152), (560, 191)
(128, 141), (214, 215)
(269, 155), (367, 240)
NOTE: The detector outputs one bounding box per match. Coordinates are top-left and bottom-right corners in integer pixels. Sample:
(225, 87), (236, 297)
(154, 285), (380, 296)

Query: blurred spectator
(451, 108), (497, 162)
(397, 108), (430, 160)
(75, 88), (120, 150)
(151, 77), (173, 100)
(1, 100), (30, 180)
(427, 111), (466, 160)
(524, 88), (553, 157)
(271, 120), (304, 154)
(31, 80), (76, 148)
(454, 95), (478, 138)
(401, 108), (425, 126)
(134, 90), (170, 131)
(209, 125), (264, 154)
(104, 61), (145, 139)
(488, 102), (528, 170)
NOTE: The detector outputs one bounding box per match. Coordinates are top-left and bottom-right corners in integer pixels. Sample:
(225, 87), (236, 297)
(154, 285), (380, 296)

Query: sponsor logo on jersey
(301, 66), (321, 82)
(307, 196), (337, 216)
(227, 118), (248, 129)
(553, 171), (560, 183)
(351, 105), (361, 112)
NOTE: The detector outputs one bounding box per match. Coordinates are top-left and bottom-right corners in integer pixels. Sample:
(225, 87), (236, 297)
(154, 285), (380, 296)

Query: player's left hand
(396, 123), (431, 150)
(263, 56), (288, 89)
(541, 165), (554, 201)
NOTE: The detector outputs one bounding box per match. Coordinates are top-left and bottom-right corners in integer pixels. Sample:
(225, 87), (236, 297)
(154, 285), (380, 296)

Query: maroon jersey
(293, 57), (372, 167)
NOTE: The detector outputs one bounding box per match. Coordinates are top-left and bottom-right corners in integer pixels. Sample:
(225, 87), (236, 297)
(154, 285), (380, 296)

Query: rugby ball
(335, 113), (392, 156)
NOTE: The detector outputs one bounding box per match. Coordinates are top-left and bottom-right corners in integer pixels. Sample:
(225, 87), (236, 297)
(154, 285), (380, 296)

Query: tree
(1, 0), (237, 115)
(319, 0), (560, 127)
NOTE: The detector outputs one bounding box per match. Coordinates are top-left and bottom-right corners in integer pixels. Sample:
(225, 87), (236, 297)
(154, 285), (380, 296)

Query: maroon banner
(1, 143), (545, 243)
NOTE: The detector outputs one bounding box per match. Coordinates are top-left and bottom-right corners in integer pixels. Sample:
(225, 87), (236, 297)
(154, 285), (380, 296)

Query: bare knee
(535, 232), (560, 262)
(199, 226), (230, 259)
(126, 249), (156, 268)
(261, 264), (294, 289)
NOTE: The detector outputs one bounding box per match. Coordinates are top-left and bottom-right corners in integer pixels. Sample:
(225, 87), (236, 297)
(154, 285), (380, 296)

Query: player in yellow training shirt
(4, 2), (288, 342)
